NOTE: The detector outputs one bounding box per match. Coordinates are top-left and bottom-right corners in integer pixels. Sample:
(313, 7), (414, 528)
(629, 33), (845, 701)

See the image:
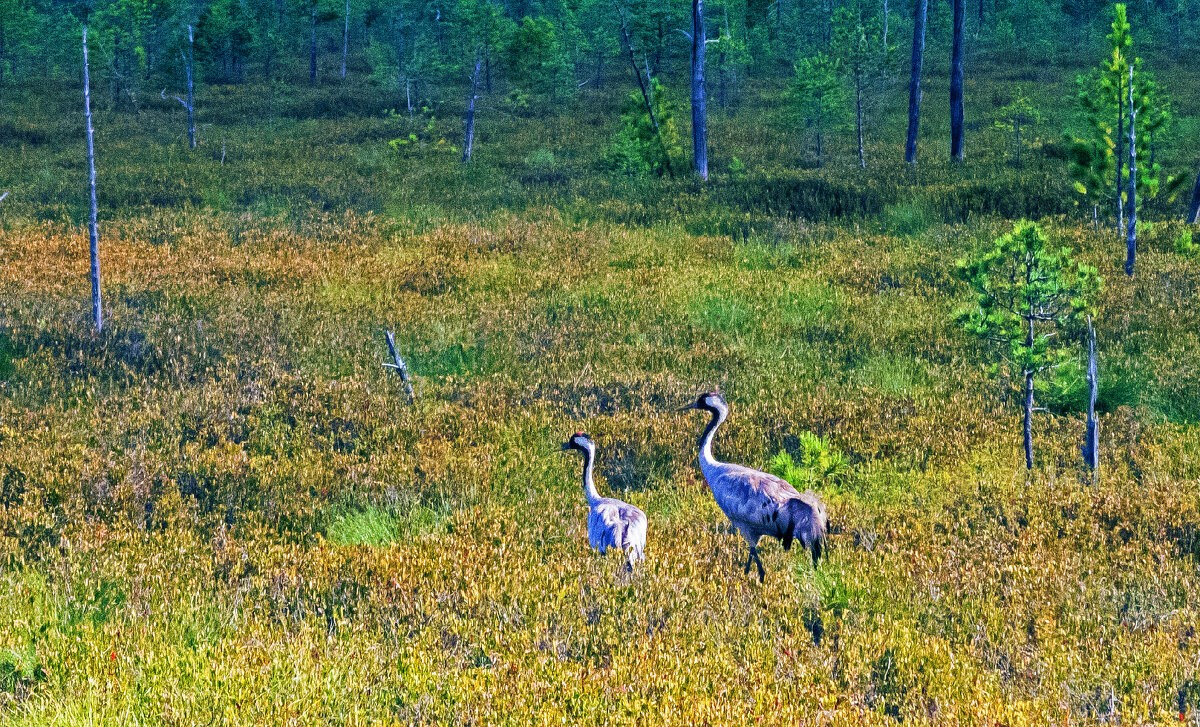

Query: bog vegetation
(1, 0), (1200, 723)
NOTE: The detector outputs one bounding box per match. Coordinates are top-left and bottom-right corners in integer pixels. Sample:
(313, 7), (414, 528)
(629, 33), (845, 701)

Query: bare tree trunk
(691, 0), (708, 181)
(1083, 316), (1099, 475)
(1125, 64), (1136, 277)
(462, 53), (481, 163)
(0, 23), (7, 104)
(950, 0), (965, 161)
(1023, 369), (1034, 470)
(905, 0), (927, 164)
(83, 26), (103, 333)
(1014, 118), (1020, 168)
(856, 79), (865, 169)
(186, 25), (196, 149)
(1187, 165), (1200, 224)
(882, 0), (888, 47)
(815, 116), (823, 166)
(341, 0), (350, 79)
(310, 5), (318, 86)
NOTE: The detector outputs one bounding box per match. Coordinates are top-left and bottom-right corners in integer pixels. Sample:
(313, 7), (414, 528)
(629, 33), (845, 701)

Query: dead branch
(383, 330), (416, 404)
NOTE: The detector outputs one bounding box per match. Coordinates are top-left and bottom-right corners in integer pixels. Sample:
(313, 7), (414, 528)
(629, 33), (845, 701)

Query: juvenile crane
(680, 392), (827, 581)
(562, 432), (648, 569)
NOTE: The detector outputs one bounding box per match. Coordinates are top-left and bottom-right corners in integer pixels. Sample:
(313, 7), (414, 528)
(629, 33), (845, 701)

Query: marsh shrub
(768, 432), (849, 490)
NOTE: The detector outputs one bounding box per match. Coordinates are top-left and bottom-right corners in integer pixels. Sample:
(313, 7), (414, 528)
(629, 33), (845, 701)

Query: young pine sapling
(957, 222), (1101, 471)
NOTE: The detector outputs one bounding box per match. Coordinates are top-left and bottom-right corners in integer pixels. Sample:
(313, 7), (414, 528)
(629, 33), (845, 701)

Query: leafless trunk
(341, 0), (350, 79)
(310, 5), (318, 86)
(856, 79), (865, 169)
(1125, 64), (1136, 277)
(383, 331), (415, 403)
(1187, 165), (1200, 224)
(1082, 316), (1099, 475)
(905, 0), (927, 164)
(1023, 366), (1034, 470)
(1013, 118), (1020, 168)
(950, 0), (965, 161)
(0, 23), (7, 103)
(83, 26), (103, 333)
(462, 53), (481, 163)
(186, 25), (195, 149)
(816, 116), (823, 166)
(691, 0), (708, 181)
(882, 0), (888, 47)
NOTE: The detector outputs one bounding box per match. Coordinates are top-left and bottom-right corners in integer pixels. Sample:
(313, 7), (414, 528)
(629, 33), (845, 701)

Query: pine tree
(832, 7), (887, 169)
(957, 222), (1101, 471)
(1068, 5), (1167, 231)
(788, 52), (844, 167)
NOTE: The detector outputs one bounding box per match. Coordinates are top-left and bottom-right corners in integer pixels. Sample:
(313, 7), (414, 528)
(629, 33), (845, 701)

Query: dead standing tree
(383, 330), (416, 403)
(162, 25), (196, 148)
(341, 0), (350, 79)
(83, 25), (103, 332)
(1082, 316), (1099, 477)
(462, 50), (481, 163)
(1189, 166), (1200, 224)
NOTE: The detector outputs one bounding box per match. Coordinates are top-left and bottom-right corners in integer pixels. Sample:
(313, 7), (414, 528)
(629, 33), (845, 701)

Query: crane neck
(580, 444), (601, 504)
(699, 404), (727, 469)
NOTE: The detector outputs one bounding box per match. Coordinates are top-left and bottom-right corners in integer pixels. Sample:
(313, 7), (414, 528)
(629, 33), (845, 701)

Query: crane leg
(752, 548), (766, 582)
(743, 548), (755, 575)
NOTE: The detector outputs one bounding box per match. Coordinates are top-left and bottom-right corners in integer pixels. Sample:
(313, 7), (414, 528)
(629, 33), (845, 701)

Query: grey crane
(562, 432), (648, 569)
(680, 392), (827, 581)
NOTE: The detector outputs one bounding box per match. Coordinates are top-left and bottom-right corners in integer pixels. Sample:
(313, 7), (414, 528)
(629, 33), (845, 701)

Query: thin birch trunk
(83, 26), (103, 333)
(1083, 316), (1099, 475)
(462, 53), (481, 163)
(856, 79), (865, 169)
(341, 0), (350, 79)
(186, 25), (195, 149)
(310, 5), (318, 86)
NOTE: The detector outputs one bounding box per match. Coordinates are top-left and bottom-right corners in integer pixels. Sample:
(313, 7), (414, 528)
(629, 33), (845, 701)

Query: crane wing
(707, 464), (803, 536)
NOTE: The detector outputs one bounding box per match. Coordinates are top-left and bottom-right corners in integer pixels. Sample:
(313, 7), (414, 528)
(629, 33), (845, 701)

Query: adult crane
(562, 432), (648, 569)
(680, 392), (827, 581)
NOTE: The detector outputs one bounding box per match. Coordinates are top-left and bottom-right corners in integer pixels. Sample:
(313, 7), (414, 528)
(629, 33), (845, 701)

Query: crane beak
(677, 402), (699, 411)
(560, 441), (571, 451)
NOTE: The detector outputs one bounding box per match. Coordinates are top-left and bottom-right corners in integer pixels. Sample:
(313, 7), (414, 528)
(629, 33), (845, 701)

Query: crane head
(562, 432), (593, 451)
(678, 391), (725, 412)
